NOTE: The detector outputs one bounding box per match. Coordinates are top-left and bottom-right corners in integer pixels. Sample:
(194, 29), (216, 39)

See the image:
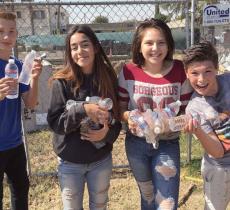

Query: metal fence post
(186, 134), (192, 163)
(21, 116), (32, 176)
(191, 0), (195, 45)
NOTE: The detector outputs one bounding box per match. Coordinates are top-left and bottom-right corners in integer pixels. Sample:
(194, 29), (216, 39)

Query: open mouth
(196, 84), (208, 90)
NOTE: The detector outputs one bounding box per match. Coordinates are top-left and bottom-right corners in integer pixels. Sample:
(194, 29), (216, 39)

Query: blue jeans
(125, 133), (180, 210)
(58, 154), (112, 210)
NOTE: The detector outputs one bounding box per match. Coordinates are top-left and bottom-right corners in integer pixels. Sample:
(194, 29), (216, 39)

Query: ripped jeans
(125, 132), (180, 210)
(58, 154), (112, 210)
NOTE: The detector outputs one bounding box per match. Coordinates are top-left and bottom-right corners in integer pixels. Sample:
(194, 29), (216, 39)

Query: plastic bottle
(85, 96), (100, 104)
(86, 96), (113, 124)
(98, 98), (113, 110)
(129, 109), (147, 137)
(153, 100), (182, 134)
(84, 96), (114, 149)
(66, 99), (77, 110)
(142, 109), (159, 148)
(18, 50), (37, 85)
(165, 100), (182, 117)
(5, 59), (19, 99)
(168, 112), (201, 132)
(168, 115), (190, 132)
(86, 96), (113, 110)
(129, 109), (159, 149)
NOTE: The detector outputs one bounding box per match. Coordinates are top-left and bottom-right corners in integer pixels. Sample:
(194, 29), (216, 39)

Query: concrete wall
(22, 64), (53, 132)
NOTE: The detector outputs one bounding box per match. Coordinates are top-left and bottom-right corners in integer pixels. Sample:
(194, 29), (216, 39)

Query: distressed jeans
(125, 132), (180, 210)
(58, 154), (112, 210)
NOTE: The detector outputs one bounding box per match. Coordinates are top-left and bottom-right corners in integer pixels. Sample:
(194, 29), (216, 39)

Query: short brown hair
(183, 41), (218, 70)
(0, 10), (16, 21)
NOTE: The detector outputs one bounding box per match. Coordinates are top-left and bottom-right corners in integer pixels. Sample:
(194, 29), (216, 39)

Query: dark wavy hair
(51, 25), (119, 118)
(183, 41), (218, 70)
(131, 18), (175, 67)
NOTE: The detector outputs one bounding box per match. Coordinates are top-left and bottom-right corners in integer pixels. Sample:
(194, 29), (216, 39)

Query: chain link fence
(3, 0), (229, 177)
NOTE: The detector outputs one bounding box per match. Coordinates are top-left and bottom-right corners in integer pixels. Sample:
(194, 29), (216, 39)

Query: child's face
(0, 18), (17, 53)
(140, 27), (168, 67)
(186, 60), (218, 96)
(70, 32), (96, 74)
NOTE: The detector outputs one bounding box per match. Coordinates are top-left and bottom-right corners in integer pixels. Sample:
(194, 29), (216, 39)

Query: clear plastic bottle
(85, 96), (100, 104)
(164, 100), (182, 117)
(5, 59), (19, 99)
(66, 99), (77, 110)
(129, 109), (159, 149)
(84, 96), (114, 149)
(18, 50), (37, 85)
(168, 115), (189, 132)
(86, 96), (113, 110)
(153, 100), (182, 134)
(129, 110), (147, 137)
(142, 109), (159, 148)
(168, 113), (201, 132)
(98, 98), (113, 110)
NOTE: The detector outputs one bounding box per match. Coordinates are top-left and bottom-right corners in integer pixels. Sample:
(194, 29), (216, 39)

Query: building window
(16, 11), (22, 19)
(32, 10), (45, 19)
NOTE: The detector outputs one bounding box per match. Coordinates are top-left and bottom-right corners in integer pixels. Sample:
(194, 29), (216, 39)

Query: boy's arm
(195, 128), (224, 158)
(186, 122), (224, 158)
(22, 59), (42, 109)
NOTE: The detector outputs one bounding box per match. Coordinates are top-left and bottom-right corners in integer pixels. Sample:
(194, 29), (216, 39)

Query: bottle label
(5, 62), (19, 99)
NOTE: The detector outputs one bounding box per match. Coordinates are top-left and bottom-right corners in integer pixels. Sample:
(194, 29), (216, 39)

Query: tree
(92, 16), (109, 24)
(154, 12), (171, 23)
(154, 4), (171, 23)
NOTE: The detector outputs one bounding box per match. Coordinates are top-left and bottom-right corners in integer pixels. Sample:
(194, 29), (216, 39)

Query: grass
(3, 130), (230, 210)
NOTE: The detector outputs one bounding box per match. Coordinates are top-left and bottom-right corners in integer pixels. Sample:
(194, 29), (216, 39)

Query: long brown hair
(50, 25), (119, 119)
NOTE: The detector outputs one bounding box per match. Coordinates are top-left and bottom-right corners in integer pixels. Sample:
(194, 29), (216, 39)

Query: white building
(3, 2), (69, 36)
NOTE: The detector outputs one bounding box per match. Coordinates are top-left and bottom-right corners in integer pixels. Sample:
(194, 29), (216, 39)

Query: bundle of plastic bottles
(128, 100), (196, 149)
(66, 96), (113, 149)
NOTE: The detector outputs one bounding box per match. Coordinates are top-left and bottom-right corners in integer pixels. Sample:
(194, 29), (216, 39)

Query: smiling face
(0, 18), (17, 59)
(140, 28), (168, 68)
(70, 32), (96, 74)
(186, 60), (218, 96)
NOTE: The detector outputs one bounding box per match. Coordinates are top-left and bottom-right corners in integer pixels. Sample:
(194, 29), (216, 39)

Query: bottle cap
(8, 59), (15, 64)
(154, 127), (161, 134)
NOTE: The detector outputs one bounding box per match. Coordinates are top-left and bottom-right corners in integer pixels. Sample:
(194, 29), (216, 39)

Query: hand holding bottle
(18, 50), (44, 85)
(0, 77), (16, 101)
(82, 96), (113, 149)
(85, 96), (112, 124)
